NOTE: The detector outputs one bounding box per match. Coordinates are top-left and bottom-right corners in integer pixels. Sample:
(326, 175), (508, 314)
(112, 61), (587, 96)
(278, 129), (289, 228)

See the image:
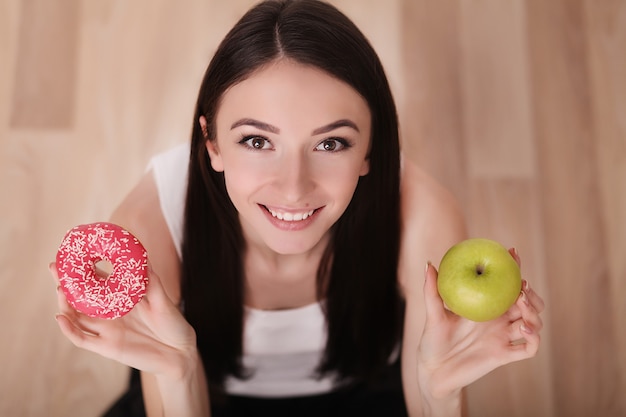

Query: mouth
(262, 205), (319, 222)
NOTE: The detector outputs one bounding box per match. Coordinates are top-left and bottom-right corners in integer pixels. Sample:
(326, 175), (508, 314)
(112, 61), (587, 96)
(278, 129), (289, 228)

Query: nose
(274, 153), (314, 203)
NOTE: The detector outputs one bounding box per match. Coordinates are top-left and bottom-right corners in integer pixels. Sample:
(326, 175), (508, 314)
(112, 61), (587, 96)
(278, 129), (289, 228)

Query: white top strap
(148, 143), (189, 259)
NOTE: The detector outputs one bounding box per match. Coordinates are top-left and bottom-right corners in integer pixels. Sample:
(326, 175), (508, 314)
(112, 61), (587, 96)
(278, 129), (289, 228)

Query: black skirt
(103, 360), (408, 417)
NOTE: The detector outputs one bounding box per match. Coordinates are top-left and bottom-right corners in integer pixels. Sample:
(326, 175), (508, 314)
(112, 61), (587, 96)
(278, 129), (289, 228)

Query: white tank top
(149, 143), (337, 397)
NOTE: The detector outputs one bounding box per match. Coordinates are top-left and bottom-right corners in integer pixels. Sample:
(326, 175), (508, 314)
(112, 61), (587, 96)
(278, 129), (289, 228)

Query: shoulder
(110, 169), (182, 304)
(400, 155), (466, 236)
(398, 155), (467, 295)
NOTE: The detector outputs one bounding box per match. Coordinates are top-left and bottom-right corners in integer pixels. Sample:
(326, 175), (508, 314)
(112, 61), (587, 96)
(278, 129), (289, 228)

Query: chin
(267, 241), (318, 256)
(263, 233), (330, 256)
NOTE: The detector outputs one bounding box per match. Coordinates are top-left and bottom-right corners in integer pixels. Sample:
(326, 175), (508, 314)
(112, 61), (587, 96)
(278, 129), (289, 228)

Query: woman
(51, 1), (544, 416)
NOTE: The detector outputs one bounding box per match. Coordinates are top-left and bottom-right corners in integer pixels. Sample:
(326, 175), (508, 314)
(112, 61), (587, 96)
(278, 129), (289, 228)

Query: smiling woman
(181, 5), (407, 409)
(47, 1), (546, 416)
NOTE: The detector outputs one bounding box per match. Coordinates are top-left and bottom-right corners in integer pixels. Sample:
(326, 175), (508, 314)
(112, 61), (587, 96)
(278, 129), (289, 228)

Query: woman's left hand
(417, 249), (545, 402)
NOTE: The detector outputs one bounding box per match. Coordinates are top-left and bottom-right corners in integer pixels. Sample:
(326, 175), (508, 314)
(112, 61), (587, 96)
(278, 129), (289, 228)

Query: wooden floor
(1, 1), (624, 416)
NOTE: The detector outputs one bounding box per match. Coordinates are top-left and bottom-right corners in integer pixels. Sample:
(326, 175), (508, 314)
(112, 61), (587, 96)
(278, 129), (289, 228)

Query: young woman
(51, 1), (544, 416)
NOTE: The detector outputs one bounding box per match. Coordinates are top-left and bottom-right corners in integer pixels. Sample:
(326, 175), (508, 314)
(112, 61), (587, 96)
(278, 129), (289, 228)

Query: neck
(242, 234), (331, 310)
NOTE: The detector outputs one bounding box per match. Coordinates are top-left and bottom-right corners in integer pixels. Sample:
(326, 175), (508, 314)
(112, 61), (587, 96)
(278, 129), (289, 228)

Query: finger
(507, 317), (532, 344)
(503, 301), (522, 322)
(142, 265), (168, 305)
(517, 291), (543, 332)
(55, 279), (77, 317)
(423, 262), (448, 324)
(508, 248), (521, 268)
(506, 324), (540, 363)
(138, 266), (180, 318)
(523, 280), (545, 313)
(49, 262), (60, 285)
(55, 314), (100, 347)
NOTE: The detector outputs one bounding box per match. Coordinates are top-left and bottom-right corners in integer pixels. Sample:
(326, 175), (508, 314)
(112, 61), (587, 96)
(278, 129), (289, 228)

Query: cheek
(221, 162), (263, 203)
(319, 163), (363, 203)
(222, 170), (251, 197)
(338, 177), (361, 204)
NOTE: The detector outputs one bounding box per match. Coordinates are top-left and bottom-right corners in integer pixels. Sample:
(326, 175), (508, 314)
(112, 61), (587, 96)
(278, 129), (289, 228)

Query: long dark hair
(181, 0), (403, 390)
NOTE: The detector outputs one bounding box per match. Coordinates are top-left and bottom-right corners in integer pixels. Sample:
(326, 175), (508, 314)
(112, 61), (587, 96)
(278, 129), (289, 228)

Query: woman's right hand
(51, 262), (198, 380)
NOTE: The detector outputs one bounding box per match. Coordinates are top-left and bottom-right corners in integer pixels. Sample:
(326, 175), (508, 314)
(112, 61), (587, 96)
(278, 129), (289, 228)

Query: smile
(264, 206), (316, 222)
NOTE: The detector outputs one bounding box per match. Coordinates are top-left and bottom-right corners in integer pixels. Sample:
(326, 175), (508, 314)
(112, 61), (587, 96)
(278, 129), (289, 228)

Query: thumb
(143, 264), (175, 309)
(423, 262), (448, 324)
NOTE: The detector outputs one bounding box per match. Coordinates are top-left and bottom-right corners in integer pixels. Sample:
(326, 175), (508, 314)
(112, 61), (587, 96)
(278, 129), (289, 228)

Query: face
(204, 60), (371, 256)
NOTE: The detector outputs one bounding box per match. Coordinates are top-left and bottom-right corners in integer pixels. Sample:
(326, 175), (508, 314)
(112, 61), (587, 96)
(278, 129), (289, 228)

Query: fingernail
(520, 290), (529, 306)
(521, 322), (533, 334)
(523, 279), (530, 291)
(511, 248), (522, 267)
(424, 261), (431, 279)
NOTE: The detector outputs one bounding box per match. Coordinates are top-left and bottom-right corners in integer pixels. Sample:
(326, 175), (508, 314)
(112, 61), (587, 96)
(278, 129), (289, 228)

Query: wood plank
(525, 0), (621, 415)
(459, 0), (535, 179)
(9, 0), (80, 129)
(399, 0), (467, 204)
(582, 0), (626, 414)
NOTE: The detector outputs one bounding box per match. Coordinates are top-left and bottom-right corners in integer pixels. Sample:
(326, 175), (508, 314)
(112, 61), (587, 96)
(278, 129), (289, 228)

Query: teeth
(267, 207), (315, 222)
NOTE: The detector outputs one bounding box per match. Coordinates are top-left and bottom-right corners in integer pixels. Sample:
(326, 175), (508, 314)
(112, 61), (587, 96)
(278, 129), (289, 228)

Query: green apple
(437, 238), (522, 322)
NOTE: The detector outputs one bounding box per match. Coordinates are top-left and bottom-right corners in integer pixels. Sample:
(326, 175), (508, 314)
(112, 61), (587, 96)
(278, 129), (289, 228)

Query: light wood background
(1, 0), (624, 416)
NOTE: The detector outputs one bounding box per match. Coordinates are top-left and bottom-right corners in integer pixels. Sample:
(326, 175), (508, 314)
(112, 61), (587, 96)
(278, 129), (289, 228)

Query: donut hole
(95, 259), (114, 279)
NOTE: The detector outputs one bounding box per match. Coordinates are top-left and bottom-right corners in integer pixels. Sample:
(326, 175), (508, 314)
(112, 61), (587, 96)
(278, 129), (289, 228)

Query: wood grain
(526, 0), (623, 415)
(10, 0), (80, 129)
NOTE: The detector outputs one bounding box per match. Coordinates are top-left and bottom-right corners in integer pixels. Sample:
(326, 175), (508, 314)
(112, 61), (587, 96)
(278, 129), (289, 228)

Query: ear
(200, 116), (224, 172)
(199, 115), (209, 139)
(205, 140), (224, 172)
(359, 156), (370, 176)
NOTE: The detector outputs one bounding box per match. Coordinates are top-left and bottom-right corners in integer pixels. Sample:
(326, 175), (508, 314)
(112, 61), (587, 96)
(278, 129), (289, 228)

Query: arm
(109, 170), (211, 417)
(53, 170), (210, 417)
(398, 158), (544, 416)
(398, 159), (468, 416)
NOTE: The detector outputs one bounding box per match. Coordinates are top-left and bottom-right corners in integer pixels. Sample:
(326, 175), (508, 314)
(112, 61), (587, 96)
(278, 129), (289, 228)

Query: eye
(239, 135), (272, 150)
(315, 138), (351, 152)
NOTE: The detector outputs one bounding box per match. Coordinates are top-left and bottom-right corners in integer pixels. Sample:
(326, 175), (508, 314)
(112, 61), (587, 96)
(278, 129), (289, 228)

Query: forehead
(216, 60), (371, 129)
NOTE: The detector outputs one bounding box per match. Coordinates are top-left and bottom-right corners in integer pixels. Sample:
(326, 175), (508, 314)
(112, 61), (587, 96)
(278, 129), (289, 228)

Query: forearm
(417, 387), (463, 417)
(151, 349), (211, 417)
(402, 354), (464, 416)
(403, 372), (463, 417)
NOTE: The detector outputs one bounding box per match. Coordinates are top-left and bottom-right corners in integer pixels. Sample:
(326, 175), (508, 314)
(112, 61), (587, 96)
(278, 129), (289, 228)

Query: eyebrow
(312, 119), (360, 135)
(230, 118), (279, 133)
(230, 118), (360, 135)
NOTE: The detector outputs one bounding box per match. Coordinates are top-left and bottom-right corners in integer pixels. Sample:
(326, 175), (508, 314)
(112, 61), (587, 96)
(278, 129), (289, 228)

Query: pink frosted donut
(56, 222), (149, 319)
